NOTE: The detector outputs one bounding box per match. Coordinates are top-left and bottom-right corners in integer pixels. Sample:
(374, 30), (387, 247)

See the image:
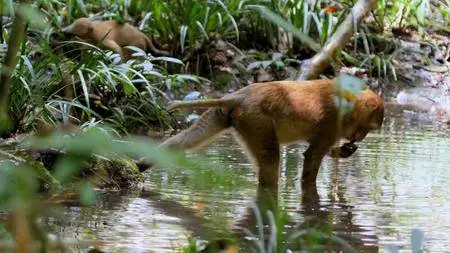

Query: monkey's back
(94, 21), (147, 50)
(228, 80), (338, 143)
(236, 80), (336, 120)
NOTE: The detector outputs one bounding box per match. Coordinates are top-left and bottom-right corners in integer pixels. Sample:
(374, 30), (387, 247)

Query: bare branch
(298, 0), (377, 80)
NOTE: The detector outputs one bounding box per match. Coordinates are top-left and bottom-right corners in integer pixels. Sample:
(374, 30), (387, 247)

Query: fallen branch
(298, 0), (377, 80)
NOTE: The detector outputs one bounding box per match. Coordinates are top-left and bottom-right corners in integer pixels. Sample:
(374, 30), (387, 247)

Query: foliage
(246, 51), (299, 73)
(333, 74), (366, 115)
(1, 2), (204, 136)
(373, 0), (426, 31)
(4, 1), (443, 122)
(7, 43), (186, 134)
(370, 0), (450, 34)
(36, 0), (243, 55)
(143, 0), (241, 54)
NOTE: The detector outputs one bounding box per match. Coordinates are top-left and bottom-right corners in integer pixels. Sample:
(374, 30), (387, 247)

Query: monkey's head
(62, 18), (93, 38)
(343, 89), (384, 142)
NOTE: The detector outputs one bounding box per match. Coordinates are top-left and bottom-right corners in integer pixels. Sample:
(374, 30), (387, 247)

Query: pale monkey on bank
(62, 18), (170, 60)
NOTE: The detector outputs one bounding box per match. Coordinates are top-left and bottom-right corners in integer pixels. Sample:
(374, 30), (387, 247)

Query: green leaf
(77, 69), (90, 109)
(79, 182), (97, 206)
(152, 57), (184, 65)
(333, 74), (366, 114)
(335, 74), (366, 94)
(180, 25), (188, 53)
(196, 21), (209, 40)
(249, 5), (321, 52)
(17, 4), (49, 30)
(247, 61), (263, 70)
(374, 56), (381, 79)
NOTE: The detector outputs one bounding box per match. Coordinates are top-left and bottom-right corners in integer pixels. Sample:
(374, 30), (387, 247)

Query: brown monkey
(140, 79), (384, 186)
(62, 18), (170, 60)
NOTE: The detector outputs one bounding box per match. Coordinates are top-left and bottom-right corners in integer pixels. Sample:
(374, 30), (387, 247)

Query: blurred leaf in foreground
(333, 74), (366, 115)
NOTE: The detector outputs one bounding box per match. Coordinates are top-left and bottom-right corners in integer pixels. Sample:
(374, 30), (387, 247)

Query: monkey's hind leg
(234, 119), (280, 186)
(136, 108), (230, 171)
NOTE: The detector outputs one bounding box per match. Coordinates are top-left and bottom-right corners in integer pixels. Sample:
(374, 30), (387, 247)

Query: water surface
(48, 105), (450, 252)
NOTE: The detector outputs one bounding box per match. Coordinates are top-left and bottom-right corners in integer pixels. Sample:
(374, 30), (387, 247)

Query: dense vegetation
(0, 0), (447, 136)
(0, 0), (448, 252)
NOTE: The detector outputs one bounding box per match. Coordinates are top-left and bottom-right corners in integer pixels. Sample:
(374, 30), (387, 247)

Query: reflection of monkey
(231, 183), (378, 252)
(62, 18), (170, 60)
(300, 182), (379, 251)
(139, 79), (384, 186)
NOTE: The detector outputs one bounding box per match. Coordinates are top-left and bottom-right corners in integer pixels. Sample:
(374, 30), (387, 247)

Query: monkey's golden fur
(62, 18), (170, 60)
(150, 79), (384, 186)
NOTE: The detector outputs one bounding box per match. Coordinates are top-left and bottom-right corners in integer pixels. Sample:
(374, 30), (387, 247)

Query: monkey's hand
(135, 158), (154, 172)
(330, 142), (358, 158)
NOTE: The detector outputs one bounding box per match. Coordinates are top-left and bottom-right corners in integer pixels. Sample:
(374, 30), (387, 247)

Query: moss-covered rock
(87, 155), (144, 189)
(1, 134), (144, 193)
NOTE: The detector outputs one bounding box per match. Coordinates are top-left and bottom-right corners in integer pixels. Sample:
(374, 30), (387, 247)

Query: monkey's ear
(365, 97), (384, 129)
(364, 97), (379, 112)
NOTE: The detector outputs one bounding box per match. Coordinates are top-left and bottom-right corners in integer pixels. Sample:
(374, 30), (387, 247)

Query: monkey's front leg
(102, 39), (125, 60)
(301, 137), (336, 184)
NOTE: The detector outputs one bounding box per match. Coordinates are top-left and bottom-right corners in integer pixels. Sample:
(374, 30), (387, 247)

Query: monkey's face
(344, 90), (384, 142)
(62, 18), (93, 39)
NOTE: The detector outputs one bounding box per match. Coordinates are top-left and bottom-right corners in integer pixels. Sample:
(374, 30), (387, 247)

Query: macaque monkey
(139, 79), (384, 186)
(62, 18), (170, 60)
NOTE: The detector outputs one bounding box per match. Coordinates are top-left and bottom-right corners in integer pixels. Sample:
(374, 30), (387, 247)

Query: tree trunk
(0, 2), (29, 134)
(298, 0), (377, 80)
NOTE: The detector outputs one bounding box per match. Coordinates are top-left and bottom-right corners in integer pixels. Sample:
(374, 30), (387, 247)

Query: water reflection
(300, 181), (378, 252)
(44, 190), (213, 252)
(231, 182), (378, 252)
(46, 105), (450, 252)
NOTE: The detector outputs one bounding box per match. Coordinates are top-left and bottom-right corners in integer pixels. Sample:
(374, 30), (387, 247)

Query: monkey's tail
(167, 99), (233, 112)
(144, 36), (170, 56)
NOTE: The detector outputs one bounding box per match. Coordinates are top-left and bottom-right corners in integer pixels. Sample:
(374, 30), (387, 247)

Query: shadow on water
(45, 104), (450, 252)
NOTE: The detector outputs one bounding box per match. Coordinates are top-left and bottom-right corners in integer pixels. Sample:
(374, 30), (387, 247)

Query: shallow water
(47, 104), (450, 252)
